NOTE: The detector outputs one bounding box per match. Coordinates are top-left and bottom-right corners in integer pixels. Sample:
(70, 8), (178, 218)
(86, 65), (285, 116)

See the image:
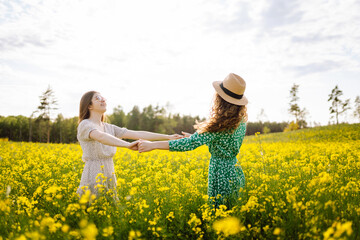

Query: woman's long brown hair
(78, 91), (105, 123)
(194, 93), (247, 134)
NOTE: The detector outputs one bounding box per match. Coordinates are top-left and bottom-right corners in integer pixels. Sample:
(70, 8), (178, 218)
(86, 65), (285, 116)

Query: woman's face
(89, 93), (107, 113)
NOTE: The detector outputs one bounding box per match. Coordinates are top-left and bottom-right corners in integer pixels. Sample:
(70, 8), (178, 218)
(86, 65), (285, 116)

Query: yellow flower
(69, 230), (81, 238)
(241, 196), (259, 212)
(129, 187), (137, 195)
(44, 186), (62, 195)
(66, 203), (80, 215)
(158, 187), (170, 191)
(213, 217), (243, 236)
(102, 226), (114, 237)
(80, 221), (98, 240)
(1, 124), (359, 239)
(79, 190), (91, 205)
(131, 178), (141, 185)
(14, 235), (26, 240)
(40, 217), (59, 233)
(166, 211), (175, 222)
(273, 228), (281, 235)
(323, 226), (334, 240)
(25, 231), (42, 240)
(61, 224), (70, 233)
(128, 230), (142, 240)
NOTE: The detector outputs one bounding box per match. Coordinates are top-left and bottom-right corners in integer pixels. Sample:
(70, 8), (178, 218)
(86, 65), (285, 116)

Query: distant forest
(0, 104), (289, 143)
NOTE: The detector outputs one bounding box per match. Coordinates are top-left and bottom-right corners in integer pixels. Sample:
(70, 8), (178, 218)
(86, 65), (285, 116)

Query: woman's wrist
(149, 142), (155, 150)
(121, 140), (130, 148)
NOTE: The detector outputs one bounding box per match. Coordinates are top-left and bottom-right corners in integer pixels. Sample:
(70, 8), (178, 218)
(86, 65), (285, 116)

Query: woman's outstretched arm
(138, 131), (214, 153)
(138, 140), (169, 153)
(90, 130), (139, 150)
(121, 130), (183, 141)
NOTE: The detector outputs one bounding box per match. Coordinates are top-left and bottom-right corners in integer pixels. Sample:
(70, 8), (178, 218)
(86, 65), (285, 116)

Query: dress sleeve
(169, 131), (215, 152)
(112, 124), (128, 138)
(77, 120), (97, 141)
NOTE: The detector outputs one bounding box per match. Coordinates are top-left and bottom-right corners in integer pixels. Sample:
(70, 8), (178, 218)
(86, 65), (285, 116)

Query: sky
(1, 0), (359, 126)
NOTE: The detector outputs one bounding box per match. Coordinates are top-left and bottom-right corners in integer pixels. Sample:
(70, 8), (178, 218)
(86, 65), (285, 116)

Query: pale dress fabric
(76, 119), (127, 200)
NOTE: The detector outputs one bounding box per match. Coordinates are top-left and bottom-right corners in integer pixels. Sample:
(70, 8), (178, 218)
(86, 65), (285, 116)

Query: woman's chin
(95, 108), (106, 114)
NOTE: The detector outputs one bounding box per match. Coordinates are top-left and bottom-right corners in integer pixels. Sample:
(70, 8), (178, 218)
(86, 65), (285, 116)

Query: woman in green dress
(138, 73), (248, 209)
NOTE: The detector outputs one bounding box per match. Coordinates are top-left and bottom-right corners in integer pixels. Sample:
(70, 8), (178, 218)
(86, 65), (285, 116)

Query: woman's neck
(88, 112), (103, 126)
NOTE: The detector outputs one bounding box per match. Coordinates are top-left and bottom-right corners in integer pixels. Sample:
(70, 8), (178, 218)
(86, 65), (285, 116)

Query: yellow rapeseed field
(0, 123), (359, 239)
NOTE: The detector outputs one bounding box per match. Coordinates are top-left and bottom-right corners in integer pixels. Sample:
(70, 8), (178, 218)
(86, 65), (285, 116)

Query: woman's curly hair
(194, 93), (247, 134)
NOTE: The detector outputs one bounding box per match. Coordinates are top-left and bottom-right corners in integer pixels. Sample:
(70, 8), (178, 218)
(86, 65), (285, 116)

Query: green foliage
(283, 121), (299, 132)
(108, 105), (127, 127)
(246, 121), (288, 135)
(328, 85), (351, 124)
(127, 106), (141, 131)
(0, 111), (294, 143)
(0, 104), (203, 143)
(35, 86), (58, 143)
(262, 126), (271, 134)
(288, 83), (307, 128)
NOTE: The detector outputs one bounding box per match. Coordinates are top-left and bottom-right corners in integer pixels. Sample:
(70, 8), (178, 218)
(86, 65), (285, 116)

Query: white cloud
(0, 0), (359, 125)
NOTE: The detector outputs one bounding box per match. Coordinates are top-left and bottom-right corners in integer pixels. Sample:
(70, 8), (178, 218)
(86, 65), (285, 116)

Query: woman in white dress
(76, 91), (182, 200)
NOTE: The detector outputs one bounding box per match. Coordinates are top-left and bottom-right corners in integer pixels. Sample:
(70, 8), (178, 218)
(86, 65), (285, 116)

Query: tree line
(0, 106), (290, 143)
(1, 85), (359, 143)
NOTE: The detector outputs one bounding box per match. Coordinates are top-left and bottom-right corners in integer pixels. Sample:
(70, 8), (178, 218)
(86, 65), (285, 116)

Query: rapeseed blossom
(0, 123), (359, 239)
(213, 217), (243, 236)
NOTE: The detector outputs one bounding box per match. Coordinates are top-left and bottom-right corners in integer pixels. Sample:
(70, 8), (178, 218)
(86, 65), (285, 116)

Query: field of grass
(0, 123), (359, 239)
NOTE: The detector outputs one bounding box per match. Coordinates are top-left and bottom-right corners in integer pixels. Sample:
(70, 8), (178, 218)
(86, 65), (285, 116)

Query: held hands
(128, 140), (140, 151)
(127, 131), (190, 152)
(138, 139), (153, 153)
(126, 139), (153, 153)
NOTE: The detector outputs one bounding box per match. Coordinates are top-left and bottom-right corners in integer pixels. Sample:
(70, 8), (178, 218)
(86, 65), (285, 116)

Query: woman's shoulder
(103, 122), (127, 132)
(103, 122), (116, 130)
(239, 121), (247, 127)
(235, 121), (247, 135)
(103, 122), (118, 129)
(78, 119), (98, 130)
(78, 119), (91, 126)
(103, 121), (111, 126)
(103, 122), (121, 127)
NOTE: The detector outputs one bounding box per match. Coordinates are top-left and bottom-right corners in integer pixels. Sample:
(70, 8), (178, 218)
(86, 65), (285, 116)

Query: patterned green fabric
(169, 122), (246, 209)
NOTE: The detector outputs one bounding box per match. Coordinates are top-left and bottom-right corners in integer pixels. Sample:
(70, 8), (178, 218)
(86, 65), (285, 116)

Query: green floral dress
(169, 122), (247, 209)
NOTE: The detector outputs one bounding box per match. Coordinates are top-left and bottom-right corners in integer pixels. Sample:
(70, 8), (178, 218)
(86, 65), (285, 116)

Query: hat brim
(212, 81), (248, 106)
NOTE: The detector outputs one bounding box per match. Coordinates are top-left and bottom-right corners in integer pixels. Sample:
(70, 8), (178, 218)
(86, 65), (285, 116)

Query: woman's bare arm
(121, 130), (182, 141)
(138, 140), (169, 153)
(90, 130), (138, 149)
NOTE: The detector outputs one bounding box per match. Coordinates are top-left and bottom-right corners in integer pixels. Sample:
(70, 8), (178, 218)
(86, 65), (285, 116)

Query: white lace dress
(76, 119), (127, 199)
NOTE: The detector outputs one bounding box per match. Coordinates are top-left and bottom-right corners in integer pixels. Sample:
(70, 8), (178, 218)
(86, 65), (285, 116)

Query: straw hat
(212, 73), (248, 106)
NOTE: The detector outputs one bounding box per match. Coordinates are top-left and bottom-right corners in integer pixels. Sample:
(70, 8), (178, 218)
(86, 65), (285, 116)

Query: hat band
(220, 83), (243, 99)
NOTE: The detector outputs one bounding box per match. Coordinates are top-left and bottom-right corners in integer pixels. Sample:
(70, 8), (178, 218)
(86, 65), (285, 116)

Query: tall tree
(353, 96), (360, 123)
(52, 114), (64, 143)
(29, 110), (37, 142)
(36, 86), (58, 143)
(328, 85), (350, 124)
(109, 105), (127, 127)
(140, 105), (155, 131)
(288, 83), (307, 128)
(127, 106), (141, 130)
